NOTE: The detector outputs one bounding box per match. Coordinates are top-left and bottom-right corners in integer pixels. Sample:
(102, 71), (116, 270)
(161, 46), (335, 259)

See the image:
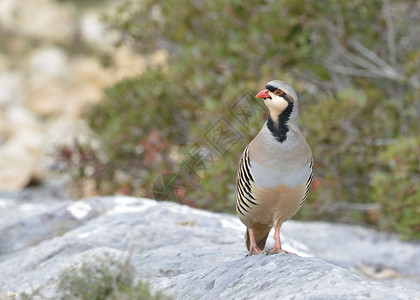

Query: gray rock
(80, 12), (118, 49)
(28, 47), (70, 82)
(163, 255), (414, 300)
(0, 196), (419, 299)
(0, 71), (23, 106)
(0, 106), (46, 191)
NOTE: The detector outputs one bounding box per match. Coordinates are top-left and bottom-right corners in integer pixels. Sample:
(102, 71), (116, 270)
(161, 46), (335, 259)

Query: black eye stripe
(266, 84), (277, 93)
(266, 84), (285, 96)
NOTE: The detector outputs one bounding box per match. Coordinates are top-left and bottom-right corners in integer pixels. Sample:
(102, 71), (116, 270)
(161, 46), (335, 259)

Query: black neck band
(266, 103), (294, 143)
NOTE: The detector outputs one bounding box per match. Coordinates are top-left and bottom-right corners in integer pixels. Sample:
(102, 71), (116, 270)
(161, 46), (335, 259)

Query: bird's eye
(274, 89), (284, 95)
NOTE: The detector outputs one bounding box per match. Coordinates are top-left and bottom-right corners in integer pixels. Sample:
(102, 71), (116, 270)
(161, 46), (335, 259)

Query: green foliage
(298, 89), (419, 231)
(56, 0), (420, 239)
(370, 137), (420, 240)
(20, 253), (172, 300)
(57, 254), (171, 300)
(56, 0), (105, 8)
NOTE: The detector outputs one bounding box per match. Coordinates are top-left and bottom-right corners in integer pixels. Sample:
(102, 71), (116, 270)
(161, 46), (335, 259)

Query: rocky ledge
(0, 195), (419, 299)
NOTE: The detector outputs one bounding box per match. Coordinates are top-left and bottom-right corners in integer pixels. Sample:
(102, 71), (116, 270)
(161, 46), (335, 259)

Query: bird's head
(256, 80), (298, 123)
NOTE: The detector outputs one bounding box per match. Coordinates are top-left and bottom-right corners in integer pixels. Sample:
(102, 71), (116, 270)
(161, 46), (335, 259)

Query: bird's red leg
(247, 227), (265, 256)
(268, 227), (286, 254)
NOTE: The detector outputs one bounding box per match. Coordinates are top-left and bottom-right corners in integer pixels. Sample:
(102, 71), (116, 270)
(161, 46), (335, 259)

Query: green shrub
(20, 253), (172, 300)
(57, 254), (171, 300)
(298, 89), (419, 228)
(370, 137), (420, 240)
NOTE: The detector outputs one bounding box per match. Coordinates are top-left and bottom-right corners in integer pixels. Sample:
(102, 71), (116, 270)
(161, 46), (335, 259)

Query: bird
(236, 80), (313, 256)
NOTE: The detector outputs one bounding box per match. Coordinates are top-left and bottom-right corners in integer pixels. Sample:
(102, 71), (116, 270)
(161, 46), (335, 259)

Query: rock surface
(0, 195), (419, 299)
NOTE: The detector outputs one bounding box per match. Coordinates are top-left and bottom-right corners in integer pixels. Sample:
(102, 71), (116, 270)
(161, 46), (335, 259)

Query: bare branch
(322, 12), (406, 83)
(348, 39), (403, 80)
(322, 60), (384, 78)
(328, 35), (384, 74)
(327, 201), (380, 213)
(322, 18), (398, 80)
(382, 0), (398, 67)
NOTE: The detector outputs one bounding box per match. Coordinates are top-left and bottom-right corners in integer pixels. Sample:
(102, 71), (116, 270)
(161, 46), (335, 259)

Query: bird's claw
(246, 246), (265, 256)
(268, 247), (288, 255)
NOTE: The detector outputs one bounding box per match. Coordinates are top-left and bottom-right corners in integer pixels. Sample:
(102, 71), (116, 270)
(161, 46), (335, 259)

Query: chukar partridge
(236, 80), (313, 256)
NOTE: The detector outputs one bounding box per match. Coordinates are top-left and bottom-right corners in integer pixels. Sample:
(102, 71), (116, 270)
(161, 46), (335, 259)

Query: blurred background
(0, 0), (419, 240)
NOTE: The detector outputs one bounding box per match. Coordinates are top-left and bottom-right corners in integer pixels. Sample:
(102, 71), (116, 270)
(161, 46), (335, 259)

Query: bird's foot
(246, 246), (265, 256)
(268, 246), (286, 254)
(268, 246), (295, 255)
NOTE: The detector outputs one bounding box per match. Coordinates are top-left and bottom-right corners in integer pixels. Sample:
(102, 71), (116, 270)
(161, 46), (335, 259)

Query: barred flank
(236, 145), (257, 217)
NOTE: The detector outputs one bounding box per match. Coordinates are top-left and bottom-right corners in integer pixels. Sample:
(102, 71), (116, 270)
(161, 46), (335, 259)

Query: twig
(322, 16), (404, 81)
(382, 0), (398, 67)
(323, 19), (383, 73)
(327, 201), (380, 213)
(348, 39), (403, 80)
(322, 60), (384, 78)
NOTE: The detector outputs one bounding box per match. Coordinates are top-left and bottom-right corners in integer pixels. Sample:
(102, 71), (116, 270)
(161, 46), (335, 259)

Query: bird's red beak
(255, 89), (270, 99)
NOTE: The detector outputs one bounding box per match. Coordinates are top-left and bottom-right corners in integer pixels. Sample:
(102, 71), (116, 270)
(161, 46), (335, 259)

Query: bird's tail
(245, 223), (271, 251)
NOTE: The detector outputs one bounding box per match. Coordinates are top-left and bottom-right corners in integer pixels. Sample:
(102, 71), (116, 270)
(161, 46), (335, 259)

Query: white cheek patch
(264, 97), (289, 115)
